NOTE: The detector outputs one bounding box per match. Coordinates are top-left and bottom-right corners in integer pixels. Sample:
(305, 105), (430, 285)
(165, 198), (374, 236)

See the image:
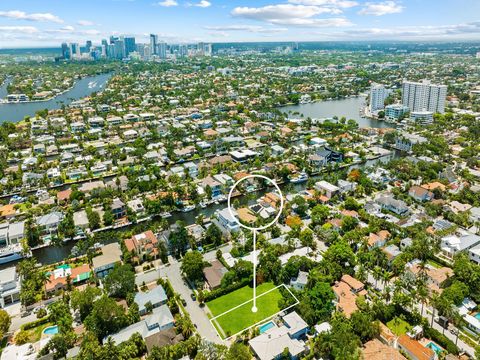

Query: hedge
(21, 316), (51, 331)
(203, 277), (252, 302)
(424, 326), (459, 355)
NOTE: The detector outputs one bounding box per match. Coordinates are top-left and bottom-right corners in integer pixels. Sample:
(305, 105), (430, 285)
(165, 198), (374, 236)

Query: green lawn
(207, 283), (286, 338)
(387, 317), (411, 336)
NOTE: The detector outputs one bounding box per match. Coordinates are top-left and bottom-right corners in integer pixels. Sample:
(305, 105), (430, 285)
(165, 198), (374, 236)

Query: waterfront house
(111, 198), (126, 219)
(92, 243), (122, 278)
(201, 176), (223, 199)
(124, 230), (158, 261)
(214, 208), (239, 235)
(36, 211), (64, 235)
(0, 267), (20, 308)
(315, 180), (340, 199)
(45, 264), (91, 294)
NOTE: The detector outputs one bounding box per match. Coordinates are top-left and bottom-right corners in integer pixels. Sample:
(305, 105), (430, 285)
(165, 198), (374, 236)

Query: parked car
(190, 293), (196, 301)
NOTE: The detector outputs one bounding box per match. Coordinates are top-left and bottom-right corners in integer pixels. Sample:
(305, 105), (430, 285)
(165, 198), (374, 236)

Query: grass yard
(207, 283), (288, 338)
(387, 317), (411, 336)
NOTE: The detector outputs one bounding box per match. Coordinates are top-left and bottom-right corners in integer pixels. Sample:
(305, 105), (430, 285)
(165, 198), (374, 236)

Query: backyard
(207, 283), (292, 338)
(387, 317), (412, 336)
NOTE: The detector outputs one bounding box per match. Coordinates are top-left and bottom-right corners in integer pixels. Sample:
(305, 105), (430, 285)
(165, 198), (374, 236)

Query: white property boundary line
(208, 283), (300, 340)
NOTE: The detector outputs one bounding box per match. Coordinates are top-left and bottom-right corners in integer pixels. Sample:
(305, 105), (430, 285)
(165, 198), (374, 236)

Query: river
(281, 96), (393, 129)
(0, 73), (112, 123)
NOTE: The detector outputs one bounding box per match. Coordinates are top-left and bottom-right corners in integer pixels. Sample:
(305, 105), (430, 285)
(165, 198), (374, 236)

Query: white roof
(249, 326), (305, 360)
(315, 180), (340, 192)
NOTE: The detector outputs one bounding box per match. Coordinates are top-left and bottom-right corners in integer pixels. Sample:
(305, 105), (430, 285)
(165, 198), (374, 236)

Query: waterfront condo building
(401, 79), (447, 114)
(369, 83), (390, 112)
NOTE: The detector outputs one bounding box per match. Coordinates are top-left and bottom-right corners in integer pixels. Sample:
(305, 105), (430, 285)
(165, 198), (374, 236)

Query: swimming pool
(43, 325), (59, 336)
(474, 313), (480, 320)
(259, 321), (275, 334)
(426, 341), (443, 354)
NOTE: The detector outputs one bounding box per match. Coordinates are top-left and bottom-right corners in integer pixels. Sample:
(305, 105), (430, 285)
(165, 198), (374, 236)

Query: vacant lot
(207, 283), (289, 338)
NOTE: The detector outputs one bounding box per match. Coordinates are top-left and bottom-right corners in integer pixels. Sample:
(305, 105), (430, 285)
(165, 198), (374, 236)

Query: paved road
(135, 244), (233, 344)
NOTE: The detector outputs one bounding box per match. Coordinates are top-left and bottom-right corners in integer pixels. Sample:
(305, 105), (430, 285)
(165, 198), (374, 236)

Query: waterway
(0, 73), (112, 123)
(281, 96), (393, 129)
(2, 94), (398, 267)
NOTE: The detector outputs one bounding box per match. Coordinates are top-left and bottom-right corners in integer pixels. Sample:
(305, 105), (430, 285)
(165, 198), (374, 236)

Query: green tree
(225, 343), (251, 360)
(204, 223), (223, 246)
(181, 251), (205, 282)
(71, 287), (102, 321)
(84, 295), (128, 340)
(104, 264), (136, 299)
(298, 282), (335, 325)
(0, 310), (11, 338)
(311, 205), (330, 226)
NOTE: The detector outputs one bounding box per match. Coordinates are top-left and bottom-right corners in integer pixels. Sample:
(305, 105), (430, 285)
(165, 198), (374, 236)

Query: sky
(0, 0), (479, 48)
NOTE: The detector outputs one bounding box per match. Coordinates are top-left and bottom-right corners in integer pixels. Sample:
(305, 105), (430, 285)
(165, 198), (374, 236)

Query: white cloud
(77, 20), (95, 26)
(204, 24), (288, 33)
(187, 0), (211, 7)
(231, 4), (352, 27)
(315, 21), (480, 40)
(358, 1), (403, 16)
(0, 10), (63, 23)
(288, 0), (358, 8)
(157, 0), (178, 6)
(0, 26), (39, 34)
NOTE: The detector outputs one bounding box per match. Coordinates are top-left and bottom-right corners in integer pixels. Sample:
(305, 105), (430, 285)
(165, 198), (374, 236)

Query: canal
(1, 91), (398, 267)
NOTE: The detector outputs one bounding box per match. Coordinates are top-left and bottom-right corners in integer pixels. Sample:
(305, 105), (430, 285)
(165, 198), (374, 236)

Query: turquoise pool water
(43, 325), (59, 336)
(474, 313), (480, 320)
(426, 341), (443, 354)
(259, 321), (275, 334)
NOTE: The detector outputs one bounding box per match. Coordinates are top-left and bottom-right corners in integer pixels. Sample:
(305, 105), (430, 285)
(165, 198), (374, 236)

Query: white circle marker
(227, 174), (284, 313)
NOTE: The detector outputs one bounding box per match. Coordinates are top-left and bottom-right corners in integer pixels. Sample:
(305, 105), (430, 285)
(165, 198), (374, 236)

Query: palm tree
(372, 266), (382, 289)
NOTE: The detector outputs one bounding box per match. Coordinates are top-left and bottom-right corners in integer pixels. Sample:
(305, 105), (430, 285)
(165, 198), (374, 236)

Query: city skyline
(0, 0), (480, 48)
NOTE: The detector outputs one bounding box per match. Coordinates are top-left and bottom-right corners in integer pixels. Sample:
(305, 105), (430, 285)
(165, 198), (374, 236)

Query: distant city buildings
(58, 35), (212, 62)
(401, 79), (447, 114)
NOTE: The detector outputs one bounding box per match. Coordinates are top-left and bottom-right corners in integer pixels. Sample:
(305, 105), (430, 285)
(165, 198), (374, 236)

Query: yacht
(289, 171), (309, 184)
(160, 212), (172, 218)
(0, 244), (27, 265)
(199, 201), (207, 209)
(181, 205), (196, 213)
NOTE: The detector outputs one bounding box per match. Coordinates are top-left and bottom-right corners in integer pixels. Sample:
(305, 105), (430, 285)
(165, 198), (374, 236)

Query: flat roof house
(105, 305), (174, 346)
(0, 266), (20, 307)
(248, 312), (308, 360)
(92, 243), (122, 278)
(134, 286), (168, 316)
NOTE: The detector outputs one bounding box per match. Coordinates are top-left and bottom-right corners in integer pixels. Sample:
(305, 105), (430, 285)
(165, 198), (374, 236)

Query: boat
(0, 244), (26, 265)
(160, 212), (172, 218)
(199, 201), (207, 209)
(289, 171), (309, 184)
(181, 205), (196, 213)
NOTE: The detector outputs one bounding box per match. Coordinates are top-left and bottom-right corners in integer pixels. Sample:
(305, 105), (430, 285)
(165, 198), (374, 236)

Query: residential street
(135, 244), (233, 344)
